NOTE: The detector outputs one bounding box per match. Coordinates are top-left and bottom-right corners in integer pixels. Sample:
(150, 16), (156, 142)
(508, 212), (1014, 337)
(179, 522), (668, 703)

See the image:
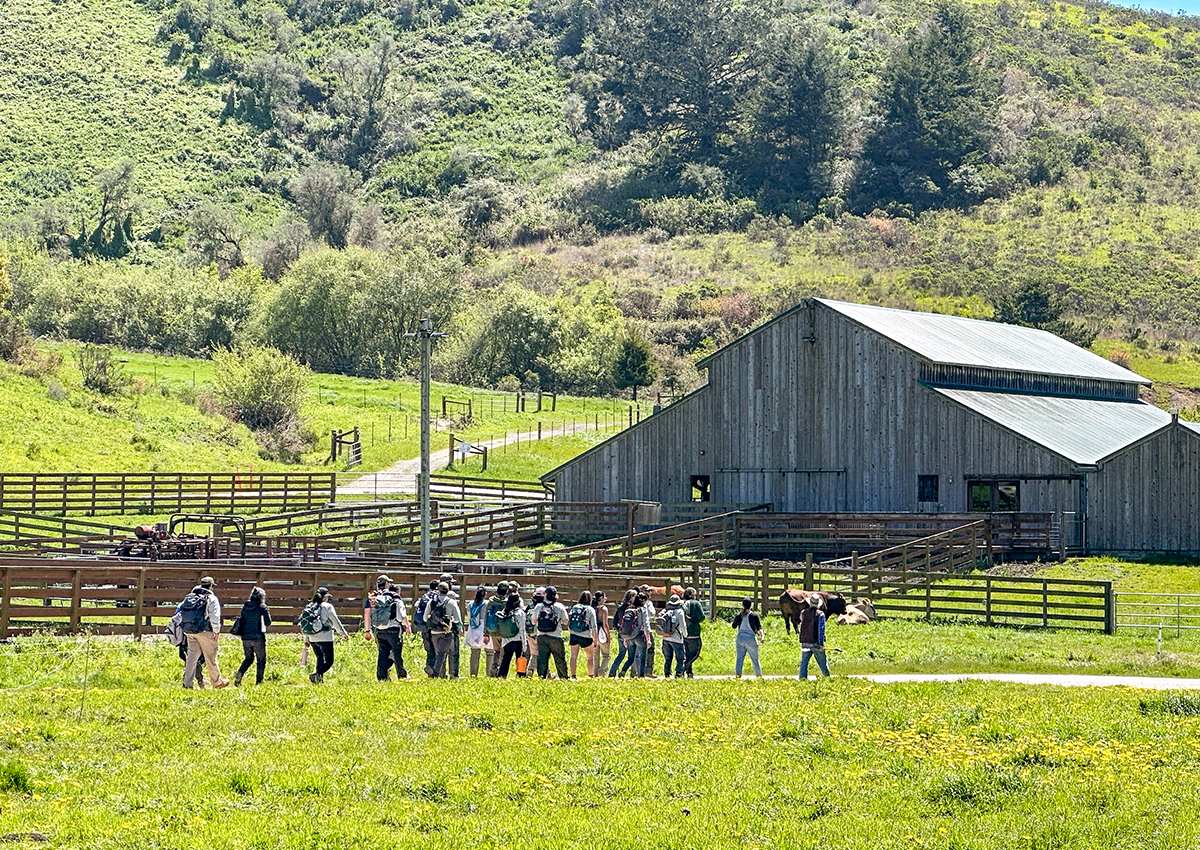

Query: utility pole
(404, 318), (446, 565)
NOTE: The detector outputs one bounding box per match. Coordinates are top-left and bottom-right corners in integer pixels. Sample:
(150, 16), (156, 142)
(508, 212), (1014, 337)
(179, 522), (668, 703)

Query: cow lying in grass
(779, 589), (848, 634)
(836, 598), (877, 626)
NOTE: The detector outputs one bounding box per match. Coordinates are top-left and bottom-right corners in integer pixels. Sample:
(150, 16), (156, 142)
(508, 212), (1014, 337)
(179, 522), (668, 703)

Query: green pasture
(2, 626), (1200, 848)
(0, 344), (631, 477)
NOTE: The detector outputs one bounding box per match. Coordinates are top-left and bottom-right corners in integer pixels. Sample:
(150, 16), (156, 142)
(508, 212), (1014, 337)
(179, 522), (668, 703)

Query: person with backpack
(483, 580), (510, 677)
(531, 585), (569, 679)
(798, 594), (831, 679)
(368, 575), (410, 681)
(567, 590), (598, 678)
(607, 589), (636, 677)
(426, 582), (462, 678)
(495, 591), (527, 678)
(732, 596), (764, 679)
(167, 600), (204, 687)
(526, 587), (545, 676)
(466, 585), (491, 678)
(640, 586), (658, 678)
(657, 594), (687, 678)
(301, 587), (349, 683)
(179, 576), (229, 690)
(233, 586), (272, 686)
(681, 586), (706, 678)
(618, 591), (651, 677)
(592, 590), (611, 678)
(414, 580), (440, 677)
(439, 573), (463, 678)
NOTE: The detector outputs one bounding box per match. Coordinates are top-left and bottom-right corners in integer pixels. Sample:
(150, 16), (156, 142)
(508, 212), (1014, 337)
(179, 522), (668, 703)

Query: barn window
(690, 475), (711, 502)
(969, 480), (1021, 512)
(918, 475), (939, 502)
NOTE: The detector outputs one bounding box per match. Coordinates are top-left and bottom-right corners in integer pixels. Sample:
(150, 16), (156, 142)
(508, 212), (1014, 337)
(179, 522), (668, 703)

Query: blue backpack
(178, 590), (209, 634)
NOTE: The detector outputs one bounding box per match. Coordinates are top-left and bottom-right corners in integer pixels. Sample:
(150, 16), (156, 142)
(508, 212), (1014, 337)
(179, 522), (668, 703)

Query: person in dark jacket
(234, 586), (272, 686)
(732, 597), (764, 679)
(797, 594), (830, 679)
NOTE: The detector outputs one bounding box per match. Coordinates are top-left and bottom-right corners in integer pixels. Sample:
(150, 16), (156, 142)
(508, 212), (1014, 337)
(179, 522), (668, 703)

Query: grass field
(2, 622), (1200, 848)
(0, 343), (634, 477)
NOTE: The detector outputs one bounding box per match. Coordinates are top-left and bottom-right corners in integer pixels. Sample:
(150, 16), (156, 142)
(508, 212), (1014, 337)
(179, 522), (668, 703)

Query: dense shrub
(212, 345), (309, 431)
(75, 345), (130, 395)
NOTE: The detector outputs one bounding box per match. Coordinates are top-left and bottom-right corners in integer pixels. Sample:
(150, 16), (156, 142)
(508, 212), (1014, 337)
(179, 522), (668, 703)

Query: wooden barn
(543, 298), (1200, 555)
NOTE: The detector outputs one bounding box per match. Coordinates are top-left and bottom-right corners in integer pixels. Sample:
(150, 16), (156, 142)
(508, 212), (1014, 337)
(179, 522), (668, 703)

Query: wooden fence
(0, 473), (337, 515)
(0, 559), (703, 639)
(429, 474), (551, 502)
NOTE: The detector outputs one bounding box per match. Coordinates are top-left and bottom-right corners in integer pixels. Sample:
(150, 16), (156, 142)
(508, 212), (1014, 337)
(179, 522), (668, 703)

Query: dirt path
(338, 420), (602, 496)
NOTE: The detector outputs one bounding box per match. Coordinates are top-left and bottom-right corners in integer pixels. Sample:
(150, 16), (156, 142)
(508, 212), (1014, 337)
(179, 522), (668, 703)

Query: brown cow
(836, 598), (877, 626)
(779, 589), (848, 634)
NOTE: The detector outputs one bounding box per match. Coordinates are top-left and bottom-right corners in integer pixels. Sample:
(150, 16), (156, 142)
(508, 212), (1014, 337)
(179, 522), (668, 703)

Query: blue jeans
(609, 638), (630, 677)
(662, 640), (685, 678)
(735, 636), (761, 678)
(800, 645), (830, 679)
(621, 636), (647, 677)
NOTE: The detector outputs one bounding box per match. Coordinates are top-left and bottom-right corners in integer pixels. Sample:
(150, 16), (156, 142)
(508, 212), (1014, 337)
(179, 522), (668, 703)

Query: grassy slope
(2, 634), (1200, 847)
(0, 0), (273, 225)
(0, 344), (633, 474)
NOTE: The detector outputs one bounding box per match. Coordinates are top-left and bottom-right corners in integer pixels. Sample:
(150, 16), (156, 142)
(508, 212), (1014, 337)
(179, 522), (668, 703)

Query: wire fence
(1114, 592), (1200, 634)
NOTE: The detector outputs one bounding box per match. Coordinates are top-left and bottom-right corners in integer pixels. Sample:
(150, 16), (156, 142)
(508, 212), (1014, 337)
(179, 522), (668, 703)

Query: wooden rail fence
(0, 560), (702, 639)
(429, 474), (552, 502)
(0, 473), (336, 515)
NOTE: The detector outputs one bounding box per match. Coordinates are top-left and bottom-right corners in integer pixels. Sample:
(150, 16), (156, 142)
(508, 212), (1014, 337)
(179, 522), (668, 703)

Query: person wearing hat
(797, 594), (830, 679)
(427, 581), (462, 678)
(307, 587), (350, 683)
(439, 573), (462, 678)
(681, 586), (706, 678)
(530, 585), (569, 679)
(731, 596), (764, 679)
(640, 585), (658, 678)
(659, 594), (687, 678)
(180, 576), (229, 689)
(367, 575), (410, 681)
(482, 580), (511, 676)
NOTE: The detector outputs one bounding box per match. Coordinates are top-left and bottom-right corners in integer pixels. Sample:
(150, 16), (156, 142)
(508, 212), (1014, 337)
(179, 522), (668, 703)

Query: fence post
(1042, 581), (1048, 628)
(985, 576), (993, 627)
(70, 568), (83, 633)
(134, 567), (147, 640)
(924, 573), (932, 620)
(760, 559), (770, 612)
(851, 551), (859, 598)
(0, 567), (11, 639)
(708, 564), (717, 619)
(1104, 583), (1116, 635)
(805, 552), (814, 590)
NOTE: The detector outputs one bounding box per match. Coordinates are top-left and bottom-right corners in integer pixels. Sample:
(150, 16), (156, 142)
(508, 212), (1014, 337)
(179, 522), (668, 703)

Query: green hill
(5, 0), (1200, 405)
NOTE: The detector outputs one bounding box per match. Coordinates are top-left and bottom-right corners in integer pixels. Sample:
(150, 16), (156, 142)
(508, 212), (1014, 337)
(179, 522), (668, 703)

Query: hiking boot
(309, 672), (320, 684)
(214, 678), (230, 689)
(234, 673), (243, 687)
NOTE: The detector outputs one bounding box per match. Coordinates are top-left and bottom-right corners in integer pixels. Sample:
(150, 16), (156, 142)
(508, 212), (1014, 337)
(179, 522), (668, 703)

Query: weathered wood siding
(1089, 425), (1200, 552)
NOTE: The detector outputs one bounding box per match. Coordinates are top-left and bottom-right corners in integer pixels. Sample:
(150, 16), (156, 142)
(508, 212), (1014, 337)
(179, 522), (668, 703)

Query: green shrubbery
(211, 345), (309, 432)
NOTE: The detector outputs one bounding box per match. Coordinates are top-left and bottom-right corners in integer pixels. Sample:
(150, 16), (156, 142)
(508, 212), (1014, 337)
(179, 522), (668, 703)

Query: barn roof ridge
(817, 298), (1149, 386)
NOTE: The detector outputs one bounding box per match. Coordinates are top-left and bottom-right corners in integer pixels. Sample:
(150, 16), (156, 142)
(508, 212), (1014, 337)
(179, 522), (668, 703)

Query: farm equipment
(110, 513), (247, 560)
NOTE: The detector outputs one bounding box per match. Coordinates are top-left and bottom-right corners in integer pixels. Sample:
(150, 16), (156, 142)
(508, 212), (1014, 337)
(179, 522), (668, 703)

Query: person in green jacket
(681, 586), (707, 678)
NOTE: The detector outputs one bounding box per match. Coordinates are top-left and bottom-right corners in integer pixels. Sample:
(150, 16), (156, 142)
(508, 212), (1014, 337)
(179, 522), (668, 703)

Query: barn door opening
(690, 475), (711, 502)
(969, 480), (1020, 512)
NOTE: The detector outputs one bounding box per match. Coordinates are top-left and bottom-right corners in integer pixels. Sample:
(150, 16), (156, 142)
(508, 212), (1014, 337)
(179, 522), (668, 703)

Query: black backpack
(618, 607), (640, 638)
(413, 591), (434, 629)
(178, 590), (209, 634)
(426, 596), (450, 631)
(536, 603), (560, 633)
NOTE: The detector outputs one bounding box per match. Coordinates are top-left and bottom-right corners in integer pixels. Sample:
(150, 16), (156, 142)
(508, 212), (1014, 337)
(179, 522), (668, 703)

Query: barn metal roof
(933, 388), (1170, 465)
(819, 299), (1149, 385)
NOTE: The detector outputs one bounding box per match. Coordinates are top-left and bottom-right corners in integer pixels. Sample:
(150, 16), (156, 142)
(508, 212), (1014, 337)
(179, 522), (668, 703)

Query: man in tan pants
(180, 576), (229, 689)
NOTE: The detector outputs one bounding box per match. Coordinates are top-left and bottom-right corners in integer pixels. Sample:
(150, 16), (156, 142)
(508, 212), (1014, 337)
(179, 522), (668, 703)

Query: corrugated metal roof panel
(819, 299), (1148, 384)
(932, 388), (1170, 465)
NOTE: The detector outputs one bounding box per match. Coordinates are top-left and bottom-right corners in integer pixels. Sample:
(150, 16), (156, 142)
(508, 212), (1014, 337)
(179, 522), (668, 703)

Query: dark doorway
(690, 475), (711, 502)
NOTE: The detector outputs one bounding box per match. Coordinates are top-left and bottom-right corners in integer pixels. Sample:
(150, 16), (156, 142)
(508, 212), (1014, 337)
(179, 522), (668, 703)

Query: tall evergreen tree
(594, 0), (776, 160)
(740, 26), (844, 215)
(613, 334), (657, 401)
(853, 2), (1001, 214)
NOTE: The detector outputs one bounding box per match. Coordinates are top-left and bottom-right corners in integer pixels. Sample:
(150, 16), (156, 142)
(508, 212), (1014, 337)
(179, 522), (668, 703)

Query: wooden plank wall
(0, 473), (337, 515)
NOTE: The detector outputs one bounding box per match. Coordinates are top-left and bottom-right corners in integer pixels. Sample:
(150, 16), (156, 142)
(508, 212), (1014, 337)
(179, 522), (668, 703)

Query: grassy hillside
(0, 344), (630, 473)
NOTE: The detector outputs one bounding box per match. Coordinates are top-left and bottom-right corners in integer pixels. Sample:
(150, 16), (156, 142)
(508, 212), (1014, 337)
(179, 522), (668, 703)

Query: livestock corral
(0, 471), (1125, 638)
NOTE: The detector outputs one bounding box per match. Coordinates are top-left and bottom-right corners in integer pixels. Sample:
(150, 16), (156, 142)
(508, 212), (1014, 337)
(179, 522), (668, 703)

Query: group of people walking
(168, 573), (832, 687)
